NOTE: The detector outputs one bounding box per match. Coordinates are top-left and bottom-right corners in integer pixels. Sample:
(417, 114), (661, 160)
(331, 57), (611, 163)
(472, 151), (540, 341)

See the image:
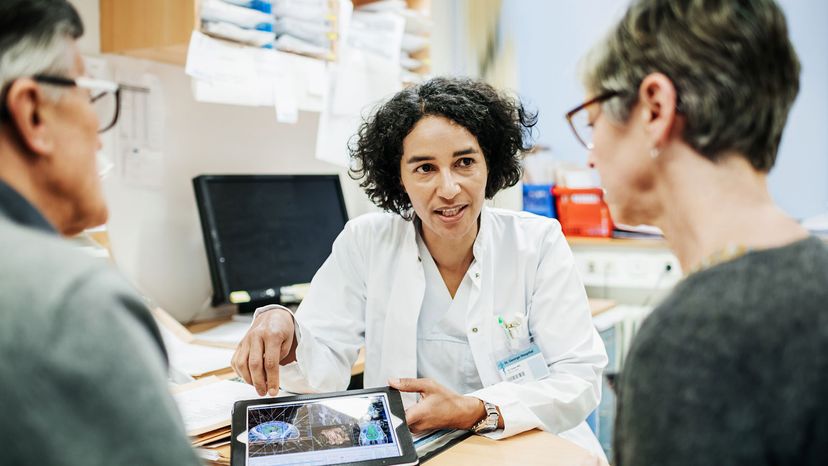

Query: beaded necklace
(686, 243), (752, 276)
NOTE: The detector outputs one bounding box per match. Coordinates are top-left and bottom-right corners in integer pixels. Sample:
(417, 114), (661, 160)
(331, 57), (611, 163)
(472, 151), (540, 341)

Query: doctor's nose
(436, 172), (461, 199)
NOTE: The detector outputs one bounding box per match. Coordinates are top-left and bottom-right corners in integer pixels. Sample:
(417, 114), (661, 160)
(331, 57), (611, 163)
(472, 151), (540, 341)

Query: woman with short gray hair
(567, 0), (828, 464)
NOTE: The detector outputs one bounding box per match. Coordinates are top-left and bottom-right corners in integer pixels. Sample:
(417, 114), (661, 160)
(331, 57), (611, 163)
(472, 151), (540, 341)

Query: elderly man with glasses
(0, 1), (200, 464)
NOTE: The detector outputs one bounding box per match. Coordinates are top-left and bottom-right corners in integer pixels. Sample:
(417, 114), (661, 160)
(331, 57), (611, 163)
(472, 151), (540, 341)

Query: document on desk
(191, 320), (251, 348)
(171, 376), (260, 437)
(411, 429), (472, 460)
(152, 308), (235, 377)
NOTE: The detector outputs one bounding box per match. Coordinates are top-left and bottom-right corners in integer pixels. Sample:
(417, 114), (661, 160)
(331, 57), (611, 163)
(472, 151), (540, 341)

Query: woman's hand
(388, 378), (490, 433)
(232, 307), (297, 396)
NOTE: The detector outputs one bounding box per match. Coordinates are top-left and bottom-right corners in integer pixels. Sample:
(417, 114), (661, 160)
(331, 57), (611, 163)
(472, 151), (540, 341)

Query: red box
(552, 187), (614, 237)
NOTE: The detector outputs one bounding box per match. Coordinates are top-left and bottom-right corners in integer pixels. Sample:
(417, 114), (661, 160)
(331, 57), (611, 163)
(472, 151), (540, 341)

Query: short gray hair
(581, 0), (800, 172)
(0, 0), (84, 106)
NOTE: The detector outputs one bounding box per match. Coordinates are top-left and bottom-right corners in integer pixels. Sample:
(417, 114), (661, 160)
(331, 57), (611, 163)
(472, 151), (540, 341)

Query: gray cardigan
(614, 235), (828, 466)
(0, 181), (201, 465)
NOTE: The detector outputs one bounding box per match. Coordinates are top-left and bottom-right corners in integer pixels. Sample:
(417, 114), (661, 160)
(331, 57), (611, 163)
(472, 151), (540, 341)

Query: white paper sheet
(172, 376), (261, 436)
(193, 321), (251, 347)
(347, 11), (405, 65)
(113, 69), (164, 189)
(187, 30), (327, 115)
(158, 323), (235, 377)
(331, 49), (401, 117)
(315, 49), (401, 166)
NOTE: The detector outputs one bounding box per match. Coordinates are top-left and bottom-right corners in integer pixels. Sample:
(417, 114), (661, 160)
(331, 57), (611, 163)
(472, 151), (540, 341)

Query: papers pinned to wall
(113, 69), (165, 190)
(315, 49), (402, 167)
(186, 31), (327, 118)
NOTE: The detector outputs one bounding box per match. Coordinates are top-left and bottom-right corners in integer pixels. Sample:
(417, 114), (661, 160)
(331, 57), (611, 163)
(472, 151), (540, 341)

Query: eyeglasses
(31, 75), (150, 133)
(565, 90), (623, 150)
(0, 75), (148, 134)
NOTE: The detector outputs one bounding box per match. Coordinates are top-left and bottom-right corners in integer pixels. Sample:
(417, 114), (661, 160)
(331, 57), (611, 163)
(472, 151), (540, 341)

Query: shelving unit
(100, 0), (198, 65)
(100, 0), (431, 73)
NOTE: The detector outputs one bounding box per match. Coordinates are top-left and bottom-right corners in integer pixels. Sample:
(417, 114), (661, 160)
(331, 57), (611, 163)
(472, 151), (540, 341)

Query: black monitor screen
(194, 175), (348, 306)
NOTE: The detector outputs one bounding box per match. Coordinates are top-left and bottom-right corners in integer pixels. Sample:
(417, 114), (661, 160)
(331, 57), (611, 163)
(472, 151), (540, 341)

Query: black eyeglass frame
(1, 74), (148, 133)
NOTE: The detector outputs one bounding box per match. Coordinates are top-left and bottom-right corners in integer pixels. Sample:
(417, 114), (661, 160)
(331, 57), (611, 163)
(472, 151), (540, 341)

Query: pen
(497, 315), (513, 341)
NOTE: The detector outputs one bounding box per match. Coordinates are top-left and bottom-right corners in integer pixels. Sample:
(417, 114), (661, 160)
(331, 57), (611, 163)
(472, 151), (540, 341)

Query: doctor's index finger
(248, 335), (268, 396)
(263, 339), (283, 396)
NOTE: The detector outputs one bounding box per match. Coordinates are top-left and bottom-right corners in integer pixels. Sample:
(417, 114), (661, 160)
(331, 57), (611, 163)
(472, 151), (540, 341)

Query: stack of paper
(171, 376), (263, 464)
(152, 308), (236, 377)
(191, 320), (251, 349)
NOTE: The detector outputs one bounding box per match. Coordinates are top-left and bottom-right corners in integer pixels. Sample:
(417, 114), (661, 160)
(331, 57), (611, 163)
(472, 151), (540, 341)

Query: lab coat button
(474, 272), (480, 278)
(471, 327), (478, 333)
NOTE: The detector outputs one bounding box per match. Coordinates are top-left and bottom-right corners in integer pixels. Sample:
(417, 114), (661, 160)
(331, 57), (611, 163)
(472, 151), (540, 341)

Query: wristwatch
(471, 401), (499, 434)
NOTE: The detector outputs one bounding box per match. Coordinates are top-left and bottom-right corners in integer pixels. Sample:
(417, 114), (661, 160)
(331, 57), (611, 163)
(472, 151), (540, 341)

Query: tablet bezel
(231, 387), (419, 466)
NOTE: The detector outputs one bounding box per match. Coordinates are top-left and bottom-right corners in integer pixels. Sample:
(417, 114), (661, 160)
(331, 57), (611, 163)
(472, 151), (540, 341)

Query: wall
(503, 0), (828, 220)
(68, 0), (463, 321)
(70, 0), (378, 320)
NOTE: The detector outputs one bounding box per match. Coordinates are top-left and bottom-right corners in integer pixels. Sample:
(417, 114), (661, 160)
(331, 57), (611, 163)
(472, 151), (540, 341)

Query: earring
(650, 147), (661, 159)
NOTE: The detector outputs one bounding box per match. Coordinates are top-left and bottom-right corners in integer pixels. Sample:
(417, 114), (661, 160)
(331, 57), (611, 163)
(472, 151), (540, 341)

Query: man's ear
(637, 73), (679, 150)
(5, 78), (55, 157)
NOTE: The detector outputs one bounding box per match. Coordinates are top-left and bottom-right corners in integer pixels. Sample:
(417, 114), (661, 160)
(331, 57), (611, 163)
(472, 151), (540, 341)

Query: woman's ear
(637, 73), (679, 150)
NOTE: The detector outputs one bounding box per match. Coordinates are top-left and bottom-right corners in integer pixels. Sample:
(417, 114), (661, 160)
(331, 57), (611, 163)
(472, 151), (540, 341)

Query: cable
(641, 264), (671, 308)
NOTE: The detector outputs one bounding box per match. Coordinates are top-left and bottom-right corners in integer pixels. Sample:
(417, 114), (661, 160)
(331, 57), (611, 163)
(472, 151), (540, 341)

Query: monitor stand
(237, 297), (282, 314)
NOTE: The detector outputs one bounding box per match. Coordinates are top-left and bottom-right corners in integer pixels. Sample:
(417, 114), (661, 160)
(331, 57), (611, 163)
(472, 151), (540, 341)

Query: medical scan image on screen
(246, 394), (400, 465)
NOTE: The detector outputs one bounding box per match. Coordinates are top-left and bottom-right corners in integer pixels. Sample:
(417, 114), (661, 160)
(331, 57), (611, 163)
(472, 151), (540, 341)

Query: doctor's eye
(415, 164), (435, 174)
(457, 157), (475, 167)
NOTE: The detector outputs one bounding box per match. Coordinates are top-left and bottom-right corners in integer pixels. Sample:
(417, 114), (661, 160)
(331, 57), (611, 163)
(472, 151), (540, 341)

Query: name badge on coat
(493, 314), (550, 384)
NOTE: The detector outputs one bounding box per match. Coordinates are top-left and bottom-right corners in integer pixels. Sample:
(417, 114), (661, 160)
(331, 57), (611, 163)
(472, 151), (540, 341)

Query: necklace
(687, 243), (751, 276)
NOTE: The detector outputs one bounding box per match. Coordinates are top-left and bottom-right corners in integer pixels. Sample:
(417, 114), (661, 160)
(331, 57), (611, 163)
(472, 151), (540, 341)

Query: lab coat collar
(411, 206), (493, 261)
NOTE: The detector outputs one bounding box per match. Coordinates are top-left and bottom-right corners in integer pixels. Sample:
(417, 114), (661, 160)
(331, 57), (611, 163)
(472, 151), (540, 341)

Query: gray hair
(581, 0), (800, 172)
(0, 0), (84, 106)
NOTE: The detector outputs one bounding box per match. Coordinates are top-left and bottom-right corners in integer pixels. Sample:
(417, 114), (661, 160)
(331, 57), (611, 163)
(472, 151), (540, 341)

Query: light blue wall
(504, 0), (828, 219)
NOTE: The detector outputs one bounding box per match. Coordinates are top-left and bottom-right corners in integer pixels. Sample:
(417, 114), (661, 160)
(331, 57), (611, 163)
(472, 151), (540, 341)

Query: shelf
(100, 0), (198, 65)
(566, 236), (669, 249)
(100, 0), (430, 70)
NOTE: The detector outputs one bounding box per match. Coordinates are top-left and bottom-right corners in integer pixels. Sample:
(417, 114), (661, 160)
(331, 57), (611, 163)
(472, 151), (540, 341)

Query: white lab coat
(277, 207), (607, 453)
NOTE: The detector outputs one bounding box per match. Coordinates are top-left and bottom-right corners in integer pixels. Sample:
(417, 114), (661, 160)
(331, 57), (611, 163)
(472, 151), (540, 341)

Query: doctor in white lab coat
(232, 77), (608, 455)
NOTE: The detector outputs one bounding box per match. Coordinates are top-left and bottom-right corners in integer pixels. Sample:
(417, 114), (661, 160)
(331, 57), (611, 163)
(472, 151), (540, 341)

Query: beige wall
(69, 0), (520, 321)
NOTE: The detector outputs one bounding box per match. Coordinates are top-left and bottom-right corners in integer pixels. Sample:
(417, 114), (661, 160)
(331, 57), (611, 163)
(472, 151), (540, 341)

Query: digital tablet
(231, 387), (419, 466)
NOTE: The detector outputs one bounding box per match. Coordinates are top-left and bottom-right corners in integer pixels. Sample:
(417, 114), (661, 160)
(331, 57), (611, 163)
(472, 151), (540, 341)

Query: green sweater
(0, 181), (201, 465)
(615, 236), (828, 466)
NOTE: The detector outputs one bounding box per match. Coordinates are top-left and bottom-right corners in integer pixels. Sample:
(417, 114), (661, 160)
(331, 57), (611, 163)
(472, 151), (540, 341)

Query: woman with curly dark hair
(233, 77), (607, 455)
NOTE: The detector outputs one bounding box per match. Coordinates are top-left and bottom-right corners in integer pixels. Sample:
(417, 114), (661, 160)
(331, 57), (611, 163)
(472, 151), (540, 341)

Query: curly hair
(348, 77), (537, 218)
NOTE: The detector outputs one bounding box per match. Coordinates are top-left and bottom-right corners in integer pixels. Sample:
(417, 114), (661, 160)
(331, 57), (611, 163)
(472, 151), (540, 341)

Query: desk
(189, 298), (613, 378)
(205, 429), (606, 465)
(426, 430), (607, 466)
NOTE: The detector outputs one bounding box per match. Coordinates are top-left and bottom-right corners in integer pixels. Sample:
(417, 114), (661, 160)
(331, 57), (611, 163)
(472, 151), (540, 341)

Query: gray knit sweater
(0, 181), (201, 465)
(614, 236), (828, 466)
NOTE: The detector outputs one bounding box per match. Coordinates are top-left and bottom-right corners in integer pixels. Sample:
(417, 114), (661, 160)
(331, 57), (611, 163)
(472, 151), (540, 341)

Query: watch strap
(471, 401), (499, 434)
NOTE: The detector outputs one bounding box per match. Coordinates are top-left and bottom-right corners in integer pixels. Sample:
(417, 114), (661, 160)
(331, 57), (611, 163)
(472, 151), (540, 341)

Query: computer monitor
(193, 174), (348, 309)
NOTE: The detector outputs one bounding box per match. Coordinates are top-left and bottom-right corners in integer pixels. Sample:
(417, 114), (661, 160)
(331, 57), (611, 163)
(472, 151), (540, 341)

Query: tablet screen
(245, 393), (401, 465)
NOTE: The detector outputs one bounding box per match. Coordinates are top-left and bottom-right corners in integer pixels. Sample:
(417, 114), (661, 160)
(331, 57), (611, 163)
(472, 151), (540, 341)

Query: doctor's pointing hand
(232, 77), (608, 457)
